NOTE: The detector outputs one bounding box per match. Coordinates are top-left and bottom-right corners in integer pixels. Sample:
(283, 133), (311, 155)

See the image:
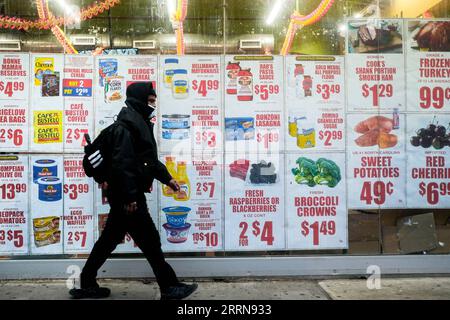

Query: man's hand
(168, 179), (180, 192)
(124, 202), (138, 214)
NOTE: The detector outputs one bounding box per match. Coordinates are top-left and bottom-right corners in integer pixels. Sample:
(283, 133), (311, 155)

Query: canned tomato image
(37, 177), (62, 202)
(33, 159), (57, 183)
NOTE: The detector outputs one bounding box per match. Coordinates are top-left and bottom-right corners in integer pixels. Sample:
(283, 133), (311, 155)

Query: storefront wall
(0, 0), (449, 278)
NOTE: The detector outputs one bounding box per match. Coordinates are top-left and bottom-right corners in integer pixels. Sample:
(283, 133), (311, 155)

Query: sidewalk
(1, 277), (450, 300)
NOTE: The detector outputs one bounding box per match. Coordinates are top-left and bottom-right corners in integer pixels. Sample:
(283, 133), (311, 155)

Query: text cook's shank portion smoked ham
(354, 116), (398, 149)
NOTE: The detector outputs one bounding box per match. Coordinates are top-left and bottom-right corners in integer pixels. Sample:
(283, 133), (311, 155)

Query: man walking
(70, 82), (197, 300)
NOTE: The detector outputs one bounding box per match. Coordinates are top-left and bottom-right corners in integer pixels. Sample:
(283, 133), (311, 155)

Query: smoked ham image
(354, 116), (398, 149)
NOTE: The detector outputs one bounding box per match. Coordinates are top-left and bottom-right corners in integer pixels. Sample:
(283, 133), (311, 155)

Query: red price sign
(195, 182), (215, 198)
(256, 131), (280, 150)
(67, 231), (87, 247)
(419, 182), (450, 205)
(254, 84), (280, 100)
(360, 181), (394, 205)
(301, 220), (336, 246)
(0, 183), (27, 200)
(63, 184), (89, 200)
(0, 81), (25, 98)
(192, 232), (219, 247)
(362, 84), (393, 107)
(318, 130), (343, 146)
(0, 230), (24, 248)
(195, 131), (216, 148)
(419, 86), (450, 109)
(66, 128), (89, 146)
(239, 221), (274, 246)
(191, 80), (219, 97)
(0, 129), (23, 146)
(316, 84), (341, 100)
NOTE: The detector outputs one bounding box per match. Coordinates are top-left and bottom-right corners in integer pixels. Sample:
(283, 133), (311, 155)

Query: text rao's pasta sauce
(237, 68), (253, 101)
(171, 69), (189, 99)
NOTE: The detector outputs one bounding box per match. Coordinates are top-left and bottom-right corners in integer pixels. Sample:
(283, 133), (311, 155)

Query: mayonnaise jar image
(171, 69), (189, 99)
(163, 58), (179, 88)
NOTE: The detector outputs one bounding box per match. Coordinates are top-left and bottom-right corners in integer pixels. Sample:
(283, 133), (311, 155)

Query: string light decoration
(0, 0), (121, 53)
(280, 0), (335, 55)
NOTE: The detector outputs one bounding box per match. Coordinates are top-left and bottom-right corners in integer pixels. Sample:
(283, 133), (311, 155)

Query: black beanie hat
(126, 82), (157, 105)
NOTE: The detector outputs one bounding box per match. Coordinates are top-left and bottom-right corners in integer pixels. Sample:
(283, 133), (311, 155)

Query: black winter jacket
(107, 95), (172, 203)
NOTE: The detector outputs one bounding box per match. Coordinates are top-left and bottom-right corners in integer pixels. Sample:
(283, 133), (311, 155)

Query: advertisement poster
(94, 55), (157, 136)
(159, 56), (222, 153)
(0, 155), (29, 255)
(30, 54), (64, 152)
(406, 19), (450, 112)
(224, 153), (284, 251)
(63, 155), (94, 254)
(224, 55), (284, 153)
(286, 153), (347, 249)
(63, 55), (94, 152)
(0, 53), (30, 152)
(160, 153), (223, 252)
(285, 55), (345, 151)
(346, 19), (406, 112)
(30, 155), (64, 255)
(407, 114), (450, 208)
(347, 113), (406, 208)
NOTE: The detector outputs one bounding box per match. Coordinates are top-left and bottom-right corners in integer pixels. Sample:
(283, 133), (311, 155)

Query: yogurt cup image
(163, 223), (191, 244)
(163, 206), (191, 227)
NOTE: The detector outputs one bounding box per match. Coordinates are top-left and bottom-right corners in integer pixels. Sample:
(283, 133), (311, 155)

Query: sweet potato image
(354, 116), (393, 134)
(355, 129), (379, 147)
(378, 132), (398, 149)
(355, 129), (398, 148)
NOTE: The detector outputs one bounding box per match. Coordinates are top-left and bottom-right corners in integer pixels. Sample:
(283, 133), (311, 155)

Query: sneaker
(69, 287), (111, 299)
(160, 283), (198, 300)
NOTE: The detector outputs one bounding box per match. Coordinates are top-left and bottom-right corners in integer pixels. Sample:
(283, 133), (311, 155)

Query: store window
(0, 0), (449, 263)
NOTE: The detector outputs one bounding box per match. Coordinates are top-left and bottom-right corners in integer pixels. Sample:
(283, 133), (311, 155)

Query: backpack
(82, 121), (124, 184)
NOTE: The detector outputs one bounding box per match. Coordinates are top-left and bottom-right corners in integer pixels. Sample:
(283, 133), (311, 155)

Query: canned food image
(162, 114), (190, 129)
(33, 159), (57, 183)
(162, 128), (190, 140)
(37, 177), (62, 202)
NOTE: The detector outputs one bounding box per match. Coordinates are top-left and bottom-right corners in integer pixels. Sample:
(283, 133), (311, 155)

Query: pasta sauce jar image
(237, 68), (253, 101)
(226, 62), (241, 95)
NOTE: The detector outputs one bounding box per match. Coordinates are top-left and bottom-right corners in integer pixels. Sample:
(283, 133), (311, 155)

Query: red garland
(0, 0), (120, 30)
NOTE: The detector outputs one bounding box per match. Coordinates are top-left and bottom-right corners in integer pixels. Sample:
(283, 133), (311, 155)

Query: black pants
(80, 193), (179, 291)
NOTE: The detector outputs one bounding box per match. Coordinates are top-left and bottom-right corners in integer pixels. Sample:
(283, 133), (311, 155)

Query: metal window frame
(1, 255), (450, 280)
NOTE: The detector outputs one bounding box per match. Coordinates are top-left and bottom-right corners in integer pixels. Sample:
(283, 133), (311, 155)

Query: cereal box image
(98, 58), (118, 87)
(104, 76), (124, 103)
(42, 72), (60, 97)
(34, 57), (55, 86)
